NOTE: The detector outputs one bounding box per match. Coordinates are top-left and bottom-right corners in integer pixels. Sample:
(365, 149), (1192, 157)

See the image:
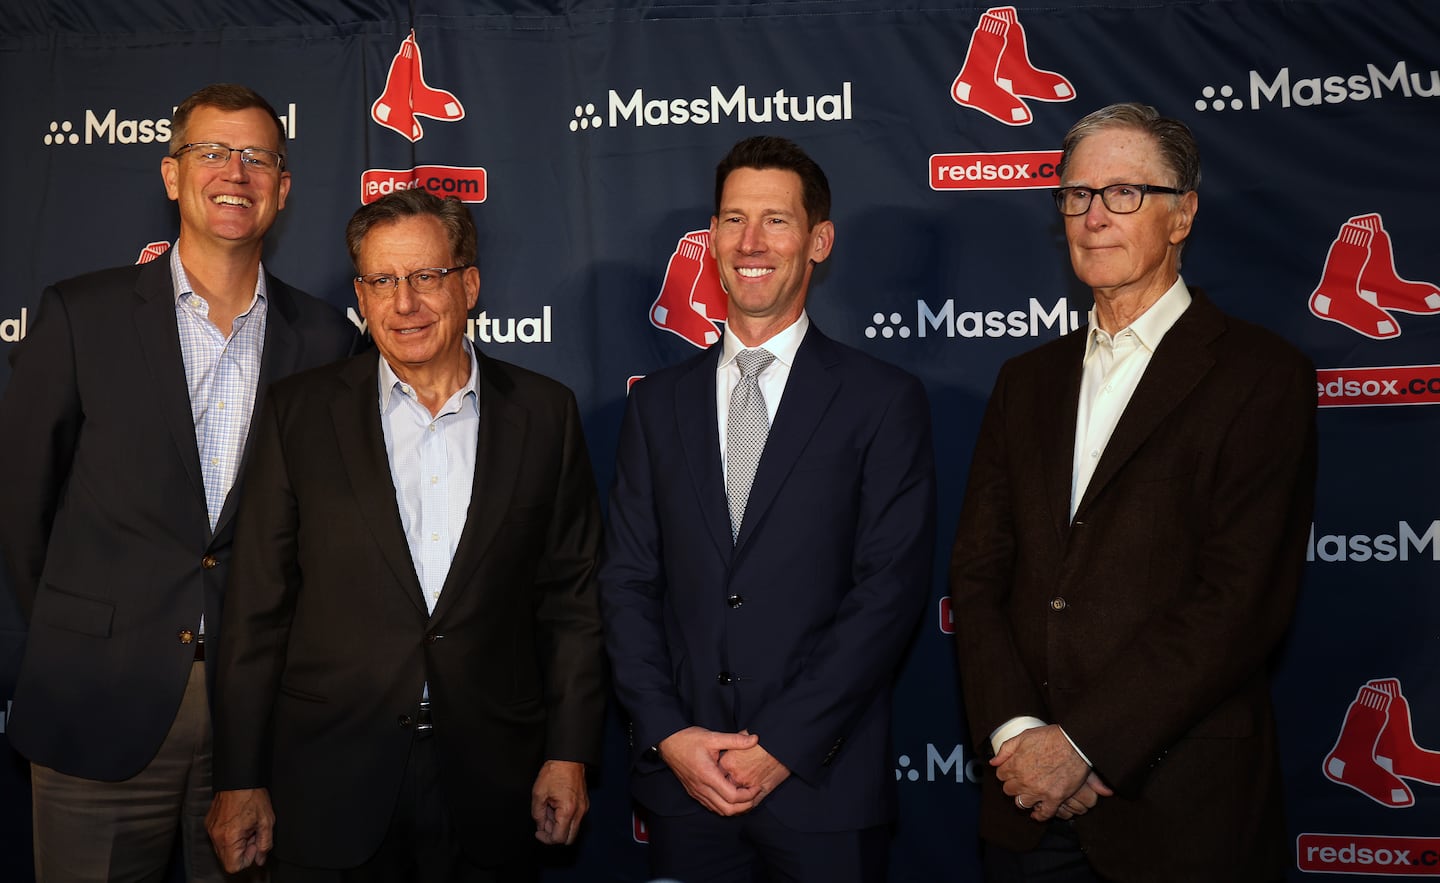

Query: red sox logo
(951, 6), (1075, 126)
(136, 241), (170, 264)
(649, 229), (727, 348)
(1324, 678), (1440, 808)
(371, 30), (466, 142)
(1309, 213), (1440, 340)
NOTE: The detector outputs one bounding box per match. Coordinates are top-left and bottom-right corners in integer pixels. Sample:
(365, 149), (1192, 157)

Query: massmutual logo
(865, 297), (1082, 341)
(42, 104), (299, 147)
(1193, 60), (1440, 113)
(894, 743), (984, 785)
(1307, 520), (1439, 563)
(0, 308), (26, 343)
(568, 81), (852, 132)
(346, 307), (553, 345)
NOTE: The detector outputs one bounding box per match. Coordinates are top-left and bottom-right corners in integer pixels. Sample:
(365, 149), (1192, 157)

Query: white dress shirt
(378, 340), (480, 615)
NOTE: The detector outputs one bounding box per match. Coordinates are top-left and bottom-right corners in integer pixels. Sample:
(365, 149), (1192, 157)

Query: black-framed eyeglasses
(355, 266), (469, 297)
(1053, 183), (1186, 216)
(171, 142), (286, 173)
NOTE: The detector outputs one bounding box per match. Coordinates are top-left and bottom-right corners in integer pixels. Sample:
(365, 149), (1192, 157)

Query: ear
(808, 220), (835, 264)
(708, 216), (719, 258)
(463, 265), (480, 311)
(1169, 190), (1198, 245)
(353, 279), (368, 319)
(161, 156), (180, 201)
(277, 170), (292, 212)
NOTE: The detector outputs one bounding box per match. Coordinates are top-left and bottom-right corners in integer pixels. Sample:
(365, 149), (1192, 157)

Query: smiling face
(354, 214), (478, 379)
(161, 105), (290, 254)
(1062, 126), (1197, 306)
(708, 166), (834, 345)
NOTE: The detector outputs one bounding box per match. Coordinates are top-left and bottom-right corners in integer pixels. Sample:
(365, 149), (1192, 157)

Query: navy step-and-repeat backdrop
(1, 1), (1437, 879)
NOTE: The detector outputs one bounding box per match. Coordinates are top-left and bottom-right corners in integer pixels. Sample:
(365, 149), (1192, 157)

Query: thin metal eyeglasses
(354, 266), (469, 297)
(171, 142), (286, 173)
(1053, 183), (1186, 216)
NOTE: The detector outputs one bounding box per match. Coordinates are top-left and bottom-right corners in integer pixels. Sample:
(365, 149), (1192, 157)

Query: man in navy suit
(0, 83), (353, 880)
(600, 136), (936, 882)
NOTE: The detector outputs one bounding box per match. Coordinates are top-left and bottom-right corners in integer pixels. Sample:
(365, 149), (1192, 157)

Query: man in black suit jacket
(600, 137), (936, 882)
(206, 189), (605, 882)
(950, 104), (1317, 881)
(0, 83), (353, 881)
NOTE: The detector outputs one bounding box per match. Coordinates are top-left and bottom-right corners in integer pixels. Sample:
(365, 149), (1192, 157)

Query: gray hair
(1057, 103), (1201, 193)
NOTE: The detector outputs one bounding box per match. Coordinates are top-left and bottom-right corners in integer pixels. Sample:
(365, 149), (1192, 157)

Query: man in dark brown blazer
(950, 103), (1317, 882)
(205, 189), (605, 881)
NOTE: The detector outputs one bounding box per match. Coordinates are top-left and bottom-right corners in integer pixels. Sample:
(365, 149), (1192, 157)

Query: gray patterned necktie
(726, 348), (776, 542)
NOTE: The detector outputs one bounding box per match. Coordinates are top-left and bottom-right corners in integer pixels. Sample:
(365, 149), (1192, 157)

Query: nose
(1083, 196), (1111, 230)
(391, 280), (421, 312)
(221, 150), (250, 181)
(738, 221), (765, 254)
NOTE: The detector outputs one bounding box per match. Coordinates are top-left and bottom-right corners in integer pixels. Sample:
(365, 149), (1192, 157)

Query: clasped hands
(993, 724), (1113, 822)
(658, 726), (791, 816)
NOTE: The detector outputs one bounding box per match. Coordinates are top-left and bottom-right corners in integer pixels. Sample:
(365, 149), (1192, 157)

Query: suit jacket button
(726, 594), (744, 608)
(177, 629), (194, 644)
(398, 714), (413, 728)
(717, 671), (734, 685)
(201, 555), (219, 569)
(1050, 597), (1067, 611)
(424, 633), (443, 644)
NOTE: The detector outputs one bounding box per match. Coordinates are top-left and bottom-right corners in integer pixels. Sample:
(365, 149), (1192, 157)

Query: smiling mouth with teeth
(736, 268), (773, 278)
(213, 195), (253, 207)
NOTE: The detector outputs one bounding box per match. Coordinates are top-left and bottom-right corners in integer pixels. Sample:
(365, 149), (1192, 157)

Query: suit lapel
(734, 327), (840, 550)
(1039, 334), (1086, 541)
(131, 258), (208, 517)
(1073, 293), (1223, 520)
(429, 353), (526, 625)
(330, 355), (429, 616)
(212, 276), (300, 535)
(675, 346), (733, 559)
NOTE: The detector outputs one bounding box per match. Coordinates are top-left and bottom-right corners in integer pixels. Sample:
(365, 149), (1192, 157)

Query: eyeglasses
(171, 142), (286, 173)
(1053, 183), (1186, 216)
(355, 266), (469, 296)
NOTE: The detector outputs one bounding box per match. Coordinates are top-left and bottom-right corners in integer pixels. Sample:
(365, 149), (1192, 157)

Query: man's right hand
(658, 726), (761, 816)
(206, 787), (275, 872)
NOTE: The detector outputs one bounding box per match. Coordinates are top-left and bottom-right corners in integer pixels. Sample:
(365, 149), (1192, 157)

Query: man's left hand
(717, 733), (791, 806)
(992, 724), (1092, 822)
(531, 760), (589, 845)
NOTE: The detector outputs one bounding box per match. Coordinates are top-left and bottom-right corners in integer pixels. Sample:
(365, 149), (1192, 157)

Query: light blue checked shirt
(170, 243), (268, 534)
(378, 339), (479, 615)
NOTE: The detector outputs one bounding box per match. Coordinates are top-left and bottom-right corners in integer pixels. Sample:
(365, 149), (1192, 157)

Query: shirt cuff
(989, 717), (1094, 769)
(989, 716), (1047, 755)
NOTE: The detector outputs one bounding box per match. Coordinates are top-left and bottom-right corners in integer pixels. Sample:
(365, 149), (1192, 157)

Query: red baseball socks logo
(650, 230), (726, 349)
(1309, 213), (1440, 340)
(1324, 678), (1440, 808)
(371, 30), (466, 142)
(951, 6), (1074, 126)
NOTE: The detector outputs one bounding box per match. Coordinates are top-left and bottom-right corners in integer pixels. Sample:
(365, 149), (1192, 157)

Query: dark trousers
(646, 806), (888, 883)
(272, 732), (537, 883)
